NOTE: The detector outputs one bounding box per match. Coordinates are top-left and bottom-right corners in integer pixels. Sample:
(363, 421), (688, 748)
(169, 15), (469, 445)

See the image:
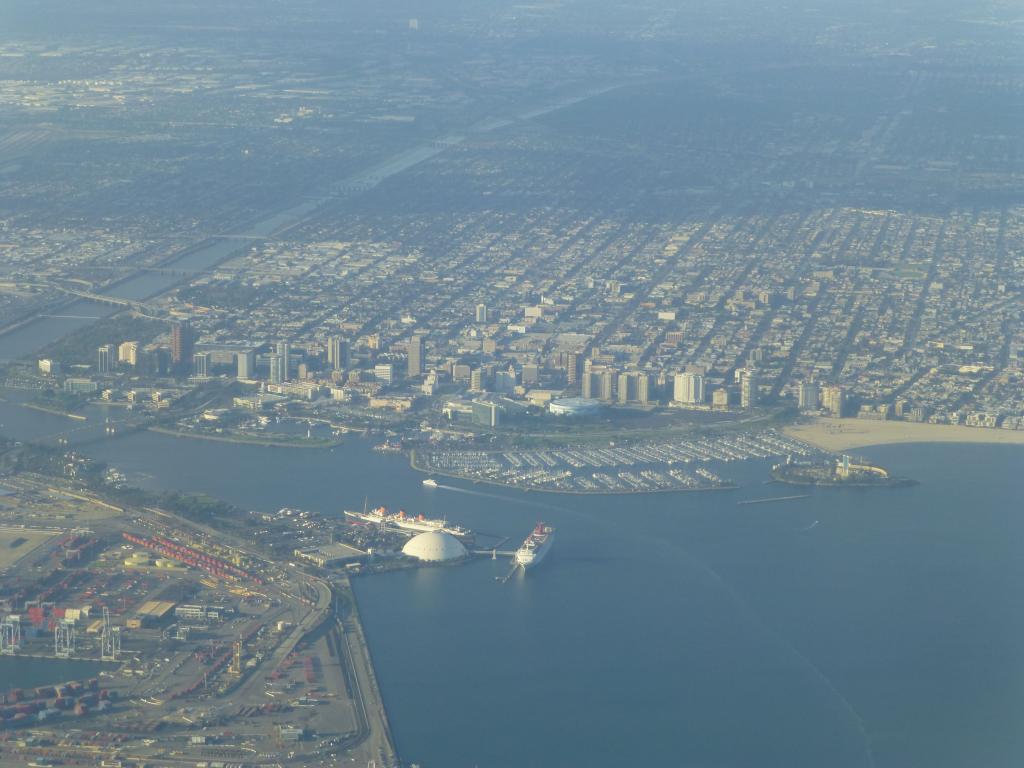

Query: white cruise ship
(345, 506), (468, 538)
(515, 522), (555, 570)
(391, 509), (468, 538)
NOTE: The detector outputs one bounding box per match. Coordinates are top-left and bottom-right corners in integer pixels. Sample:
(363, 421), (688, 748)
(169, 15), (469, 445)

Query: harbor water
(0, 657), (107, 691)
(1, 396), (1022, 767)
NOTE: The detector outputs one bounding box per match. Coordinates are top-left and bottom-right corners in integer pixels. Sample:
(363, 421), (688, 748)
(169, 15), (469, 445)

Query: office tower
(408, 335), (424, 378)
(798, 381), (819, 411)
(268, 354), (285, 384)
(236, 350), (255, 379)
(475, 303), (488, 323)
(674, 372), (705, 404)
(374, 363), (394, 384)
(471, 400), (501, 428)
(275, 342), (290, 381)
(327, 336), (348, 371)
(171, 321), (194, 369)
(494, 365), (517, 394)
(740, 369), (759, 409)
(469, 367), (483, 392)
(118, 341), (138, 366)
(97, 344), (116, 374)
(636, 373), (650, 405)
(193, 352), (210, 378)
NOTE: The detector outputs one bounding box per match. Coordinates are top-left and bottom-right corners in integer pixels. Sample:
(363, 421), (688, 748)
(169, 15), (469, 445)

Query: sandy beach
(783, 417), (1024, 452)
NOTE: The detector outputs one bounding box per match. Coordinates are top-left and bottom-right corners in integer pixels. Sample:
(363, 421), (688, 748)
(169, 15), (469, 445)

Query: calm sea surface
(2, 396), (1021, 767)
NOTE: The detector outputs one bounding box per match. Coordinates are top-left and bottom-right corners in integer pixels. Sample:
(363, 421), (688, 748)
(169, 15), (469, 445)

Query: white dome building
(548, 397), (602, 417)
(401, 530), (468, 563)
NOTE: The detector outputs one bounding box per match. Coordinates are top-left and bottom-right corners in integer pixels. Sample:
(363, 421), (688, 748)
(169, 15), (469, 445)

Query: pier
(473, 549), (516, 558)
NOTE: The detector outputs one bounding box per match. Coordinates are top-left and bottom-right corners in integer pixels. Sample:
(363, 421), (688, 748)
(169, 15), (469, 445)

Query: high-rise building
(581, 372), (595, 399)
(97, 344), (116, 374)
(171, 321), (194, 370)
(275, 342), (290, 382)
(374, 363), (394, 384)
(565, 352), (580, 386)
(236, 349), (255, 380)
(327, 337), (349, 371)
(193, 352), (210, 378)
(494, 366), (516, 394)
(599, 369), (615, 402)
(522, 363), (540, 386)
(739, 369), (759, 409)
(674, 372), (705, 404)
(475, 303), (488, 323)
(469, 367), (483, 392)
(820, 385), (845, 417)
(797, 381), (819, 411)
(636, 373), (650, 405)
(407, 335), (424, 378)
(268, 354), (285, 384)
(712, 388), (730, 409)
(617, 372), (632, 404)
(118, 341), (138, 366)
(471, 400), (501, 428)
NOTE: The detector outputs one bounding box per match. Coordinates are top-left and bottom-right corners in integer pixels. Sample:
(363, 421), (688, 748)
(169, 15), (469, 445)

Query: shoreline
(783, 417), (1024, 452)
(340, 573), (400, 766)
(147, 425), (343, 449)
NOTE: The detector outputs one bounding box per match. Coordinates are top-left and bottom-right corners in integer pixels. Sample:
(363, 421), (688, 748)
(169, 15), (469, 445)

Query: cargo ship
(515, 522), (555, 570)
(344, 505), (468, 538)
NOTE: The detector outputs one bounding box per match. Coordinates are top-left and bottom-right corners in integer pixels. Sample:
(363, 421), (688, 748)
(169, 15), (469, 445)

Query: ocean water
(20, 423), (1024, 767)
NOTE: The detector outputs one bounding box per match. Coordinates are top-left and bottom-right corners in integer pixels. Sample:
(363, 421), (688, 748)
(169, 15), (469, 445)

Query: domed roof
(401, 530), (467, 562)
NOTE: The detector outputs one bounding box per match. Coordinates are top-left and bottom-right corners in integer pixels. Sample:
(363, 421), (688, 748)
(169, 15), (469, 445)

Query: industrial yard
(0, 527), (59, 572)
(0, 473), (398, 768)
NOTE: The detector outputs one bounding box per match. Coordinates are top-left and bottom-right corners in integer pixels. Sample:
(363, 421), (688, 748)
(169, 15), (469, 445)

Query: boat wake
(428, 482), (566, 512)
(799, 520), (820, 532)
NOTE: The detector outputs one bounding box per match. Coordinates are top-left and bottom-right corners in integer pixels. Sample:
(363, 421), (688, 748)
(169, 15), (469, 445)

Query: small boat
(422, 478), (438, 488)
